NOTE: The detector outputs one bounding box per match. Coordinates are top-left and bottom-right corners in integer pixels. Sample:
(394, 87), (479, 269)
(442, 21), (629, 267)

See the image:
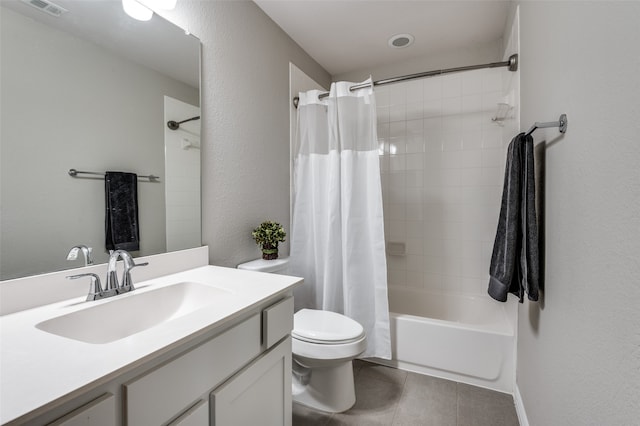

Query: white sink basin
(36, 282), (232, 344)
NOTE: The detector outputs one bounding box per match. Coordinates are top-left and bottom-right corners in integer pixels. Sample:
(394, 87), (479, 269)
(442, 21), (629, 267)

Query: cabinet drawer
(124, 314), (261, 425)
(48, 393), (115, 426)
(262, 296), (293, 349)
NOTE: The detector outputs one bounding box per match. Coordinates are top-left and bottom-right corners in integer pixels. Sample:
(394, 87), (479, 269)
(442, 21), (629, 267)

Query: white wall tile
(377, 106), (390, 123)
(442, 74), (462, 98)
(375, 86), (391, 107)
(405, 170), (423, 188)
(424, 273), (442, 290)
(406, 203), (423, 221)
(423, 77), (442, 100)
(462, 70), (483, 95)
(405, 237), (424, 255)
(389, 103), (406, 122)
(390, 154), (406, 171)
(405, 80), (424, 103)
(482, 68), (503, 93)
(405, 271), (425, 289)
(389, 83), (406, 105)
(423, 99), (442, 118)
(406, 102), (423, 121)
(462, 94), (483, 114)
(378, 69), (511, 301)
(388, 268), (407, 286)
(405, 153), (424, 170)
(462, 131), (483, 150)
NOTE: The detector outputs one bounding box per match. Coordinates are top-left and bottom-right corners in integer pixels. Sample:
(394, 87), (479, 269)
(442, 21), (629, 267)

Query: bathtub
(372, 287), (515, 393)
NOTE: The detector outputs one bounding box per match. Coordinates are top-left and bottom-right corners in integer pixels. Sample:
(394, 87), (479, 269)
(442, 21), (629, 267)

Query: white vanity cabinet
(123, 313), (262, 425)
(47, 394), (115, 426)
(31, 295), (294, 426)
(123, 295), (294, 426)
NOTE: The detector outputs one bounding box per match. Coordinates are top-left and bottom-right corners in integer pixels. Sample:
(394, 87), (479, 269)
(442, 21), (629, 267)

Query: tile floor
(293, 360), (519, 426)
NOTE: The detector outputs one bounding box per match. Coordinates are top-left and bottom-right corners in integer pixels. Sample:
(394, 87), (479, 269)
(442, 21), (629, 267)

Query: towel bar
(68, 169), (160, 182)
(525, 114), (568, 136)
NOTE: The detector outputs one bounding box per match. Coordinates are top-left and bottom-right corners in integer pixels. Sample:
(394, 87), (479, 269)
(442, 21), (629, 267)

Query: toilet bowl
(291, 308), (366, 412)
(237, 257), (366, 413)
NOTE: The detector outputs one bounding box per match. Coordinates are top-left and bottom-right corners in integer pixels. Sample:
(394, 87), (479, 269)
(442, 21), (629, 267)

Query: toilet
(237, 257), (366, 413)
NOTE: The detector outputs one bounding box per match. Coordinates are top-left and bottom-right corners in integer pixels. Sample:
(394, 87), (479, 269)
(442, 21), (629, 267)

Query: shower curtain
(291, 79), (391, 359)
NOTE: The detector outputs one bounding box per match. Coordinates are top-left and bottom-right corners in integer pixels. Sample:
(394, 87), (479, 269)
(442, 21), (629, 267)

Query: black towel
(488, 133), (540, 303)
(105, 172), (140, 252)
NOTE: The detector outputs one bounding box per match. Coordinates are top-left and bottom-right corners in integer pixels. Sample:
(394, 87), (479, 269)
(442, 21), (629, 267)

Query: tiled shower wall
(377, 67), (516, 298)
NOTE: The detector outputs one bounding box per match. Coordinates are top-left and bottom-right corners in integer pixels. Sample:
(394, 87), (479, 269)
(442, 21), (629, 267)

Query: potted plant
(252, 221), (286, 260)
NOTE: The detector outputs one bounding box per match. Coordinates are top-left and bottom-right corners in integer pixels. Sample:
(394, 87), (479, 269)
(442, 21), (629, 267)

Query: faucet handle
(121, 261), (149, 293)
(67, 273), (103, 301)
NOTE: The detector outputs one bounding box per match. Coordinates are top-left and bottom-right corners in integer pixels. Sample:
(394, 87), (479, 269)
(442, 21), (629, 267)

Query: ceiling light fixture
(122, 0), (153, 21)
(388, 33), (415, 49)
(122, 0), (177, 21)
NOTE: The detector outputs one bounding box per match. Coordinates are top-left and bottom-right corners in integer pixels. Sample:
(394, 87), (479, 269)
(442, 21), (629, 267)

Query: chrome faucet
(66, 245), (94, 266)
(106, 250), (148, 295)
(67, 250), (148, 301)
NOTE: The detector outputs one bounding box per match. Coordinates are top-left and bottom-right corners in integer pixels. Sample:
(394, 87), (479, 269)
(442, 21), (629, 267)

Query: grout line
(456, 381), (460, 426)
(389, 370), (409, 425)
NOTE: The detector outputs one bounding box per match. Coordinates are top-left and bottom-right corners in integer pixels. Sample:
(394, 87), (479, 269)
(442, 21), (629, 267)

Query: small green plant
(252, 221), (286, 260)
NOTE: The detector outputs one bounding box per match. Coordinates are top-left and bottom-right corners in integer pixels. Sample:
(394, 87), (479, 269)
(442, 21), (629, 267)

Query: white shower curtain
(291, 79), (391, 359)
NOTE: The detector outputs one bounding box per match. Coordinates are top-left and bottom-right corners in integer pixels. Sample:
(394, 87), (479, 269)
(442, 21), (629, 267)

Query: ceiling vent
(20, 0), (68, 17)
(388, 34), (415, 49)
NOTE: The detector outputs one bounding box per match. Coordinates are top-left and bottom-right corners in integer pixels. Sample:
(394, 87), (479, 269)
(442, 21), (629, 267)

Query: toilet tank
(237, 257), (291, 274)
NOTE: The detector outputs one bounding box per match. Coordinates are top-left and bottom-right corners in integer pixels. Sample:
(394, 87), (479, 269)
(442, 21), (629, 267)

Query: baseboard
(514, 383), (530, 426)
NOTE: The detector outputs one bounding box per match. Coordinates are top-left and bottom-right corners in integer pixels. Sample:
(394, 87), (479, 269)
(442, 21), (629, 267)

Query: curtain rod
(293, 54), (518, 108)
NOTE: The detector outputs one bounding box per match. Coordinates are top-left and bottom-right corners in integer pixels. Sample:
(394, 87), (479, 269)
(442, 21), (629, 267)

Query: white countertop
(0, 265), (302, 425)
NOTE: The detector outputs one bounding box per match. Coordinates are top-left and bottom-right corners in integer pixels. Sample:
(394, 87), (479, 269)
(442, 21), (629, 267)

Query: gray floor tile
(457, 383), (519, 426)
(329, 373), (403, 426)
(391, 373), (457, 426)
(293, 402), (333, 426)
(292, 367), (520, 426)
(357, 361), (408, 386)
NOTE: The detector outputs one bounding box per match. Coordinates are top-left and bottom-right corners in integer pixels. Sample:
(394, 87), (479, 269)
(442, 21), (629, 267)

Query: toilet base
(291, 359), (356, 413)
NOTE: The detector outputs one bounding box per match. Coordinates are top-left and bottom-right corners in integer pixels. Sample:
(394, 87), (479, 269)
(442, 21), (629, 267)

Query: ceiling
(254, 0), (511, 77)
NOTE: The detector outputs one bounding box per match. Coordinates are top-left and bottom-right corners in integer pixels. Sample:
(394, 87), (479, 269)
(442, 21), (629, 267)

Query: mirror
(0, 0), (201, 280)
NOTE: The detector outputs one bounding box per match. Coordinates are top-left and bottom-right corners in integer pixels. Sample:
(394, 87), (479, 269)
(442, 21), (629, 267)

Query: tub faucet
(66, 245), (93, 266)
(105, 250), (149, 295)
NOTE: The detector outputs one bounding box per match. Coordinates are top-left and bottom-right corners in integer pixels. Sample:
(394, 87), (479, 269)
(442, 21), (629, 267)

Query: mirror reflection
(0, 0), (201, 280)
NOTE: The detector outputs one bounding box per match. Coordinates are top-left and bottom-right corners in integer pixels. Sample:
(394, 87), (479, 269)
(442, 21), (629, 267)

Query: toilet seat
(292, 309), (365, 344)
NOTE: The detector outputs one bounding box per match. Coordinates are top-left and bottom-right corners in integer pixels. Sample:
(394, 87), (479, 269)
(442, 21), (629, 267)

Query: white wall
(156, 1), (331, 267)
(0, 7), (198, 279)
(514, 2), (640, 425)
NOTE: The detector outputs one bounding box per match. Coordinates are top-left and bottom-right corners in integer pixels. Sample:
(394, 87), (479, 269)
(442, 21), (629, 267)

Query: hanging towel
(105, 172), (140, 252)
(488, 133), (540, 303)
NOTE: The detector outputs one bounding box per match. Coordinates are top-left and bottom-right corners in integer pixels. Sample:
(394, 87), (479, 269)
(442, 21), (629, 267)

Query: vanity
(0, 248), (303, 425)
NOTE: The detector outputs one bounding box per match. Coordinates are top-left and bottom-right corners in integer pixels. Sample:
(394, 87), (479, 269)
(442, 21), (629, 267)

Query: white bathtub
(372, 287), (515, 393)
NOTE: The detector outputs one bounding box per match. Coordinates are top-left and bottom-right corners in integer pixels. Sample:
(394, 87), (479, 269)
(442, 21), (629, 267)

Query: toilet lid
(292, 309), (365, 344)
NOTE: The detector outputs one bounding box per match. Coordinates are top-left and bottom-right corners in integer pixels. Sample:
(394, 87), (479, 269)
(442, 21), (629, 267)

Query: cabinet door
(211, 337), (292, 426)
(168, 399), (208, 426)
(47, 393), (115, 426)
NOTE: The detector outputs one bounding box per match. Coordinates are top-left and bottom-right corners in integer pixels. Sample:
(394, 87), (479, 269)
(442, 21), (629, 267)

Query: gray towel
(488, 133), (540, 303)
